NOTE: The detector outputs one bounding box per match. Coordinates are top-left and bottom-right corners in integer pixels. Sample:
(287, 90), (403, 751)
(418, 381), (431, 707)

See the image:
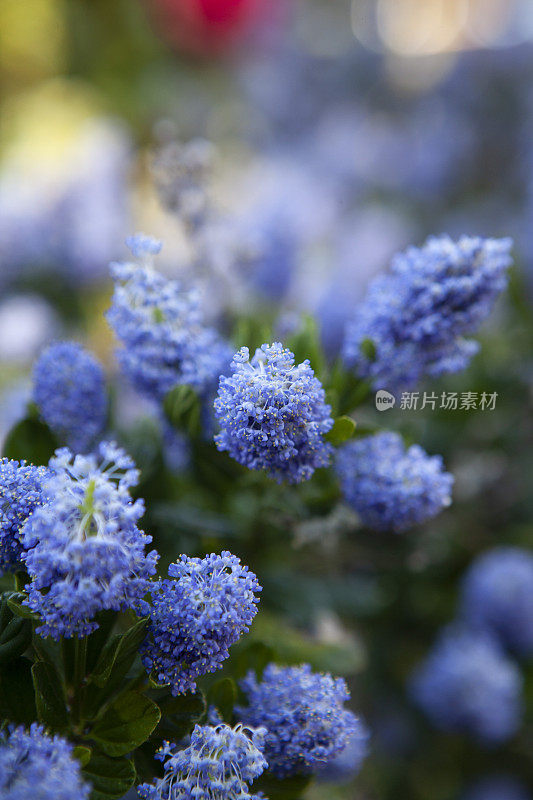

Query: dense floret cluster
(410, 626), (523, 744)
(237, 663), (362, 777)
(22, 441), (158, 639)
(0, 724), (90, 800)
(0, 458), (48, 574)
(343, 236), (512, 391)
(138, 723), (267, 800)
(33, 341), (107, 452)
(107, 235), (231, 401)
(141, 552), (261, 695)
(460, 547), (533, 657)
(214, 343), (333, 483)
(336, 432), (453, 532)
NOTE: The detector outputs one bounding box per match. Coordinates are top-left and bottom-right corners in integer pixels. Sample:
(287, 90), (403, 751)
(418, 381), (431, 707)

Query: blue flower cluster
(316, 719), (370, 783)
(141, 552), (261, 695)
(138, 723), (267, 800)
(107, 235), (232, 401)
(33, 341), (107, 453)
(236, 663), (363, 778)
(214, 343), (333, 483)
(460, 547), (533, 658)
(410, 626), (522, 744)
(336, 432), (453, 532)
(0, 458), (48, 575)
(0, 724), (89, 800)
(22, 441), (158, 639)
(343, 236), (512, 391)
(461, 775), (532, 800)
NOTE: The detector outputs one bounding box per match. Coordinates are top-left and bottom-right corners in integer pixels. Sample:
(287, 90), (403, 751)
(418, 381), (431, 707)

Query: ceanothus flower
(236, 663), (363, 778)
(33, 341), (107, 452)
(316, 719), (370, 783)
(138, 723), (267, 800)
(214, 343), (333, 484)
(410, 626), (523, 744)
(343, 236), (512, 391)
(460, 547), (533, 657)
(336, 432), (453, 532)
(22, 441), (158, 639)
(0, 723), (90, 800)
(461, 775), (532, 800)
(107, 235), (232, 401)
(0, 459), (49, 575)
(141, 552), (261, 695)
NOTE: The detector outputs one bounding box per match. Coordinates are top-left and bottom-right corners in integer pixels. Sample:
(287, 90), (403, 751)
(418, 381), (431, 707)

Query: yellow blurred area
(0, 78), (104, 165)
(0, 0), (66, 86)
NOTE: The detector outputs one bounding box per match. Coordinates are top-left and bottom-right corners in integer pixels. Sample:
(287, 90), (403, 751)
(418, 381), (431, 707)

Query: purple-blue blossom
(410, 626), (523, 744)
(214, 343), (333, 484)
(0, 724), (90, 800)
(141, 552), (261, 695)
(22, 441), (158, 639)
(343, 236), (512, 391)
(33, 341), (107, 453)
(107, 236), (232, 401)
(236, 663), (363, 778)
(336, 432), (453, 532)
(0, 458), (49, 575)
(138, 723), (267, 800)
(460, 547), (533, 657)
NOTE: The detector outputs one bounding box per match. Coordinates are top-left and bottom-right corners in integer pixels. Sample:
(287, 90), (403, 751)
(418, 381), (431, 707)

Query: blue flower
(33, 341), (107, 453)
(22, 441), (158, 640)
(0, 723), (90, 800)
(138, 723), (267, 800)
(214, 343), (333, 484)
(141, 552), (261, 695)
(0, 459), (49, 575)
(460, 547), (533, 658)
(316, 719), (370, 783)
(236, 663), (363, 778)
(107, 237), (232, 401)
(461, 775), (532, 800)
(336, 432), (453, 532)
(410, 625), (523, 744)
(343, 236), (512, 391)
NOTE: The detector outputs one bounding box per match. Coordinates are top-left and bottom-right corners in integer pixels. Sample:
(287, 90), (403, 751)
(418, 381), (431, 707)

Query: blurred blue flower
(33, 341), (107, 453)
(214, 343), (333, 483)
(343, 235), (512, 391)
(410, 625), (523, 744)
(461, 774), (532, 800)
(0, 723), (90, 800)
(237, 663), (364, 778)
(336, 432), (453, 532)
(460, 547), (533, 658)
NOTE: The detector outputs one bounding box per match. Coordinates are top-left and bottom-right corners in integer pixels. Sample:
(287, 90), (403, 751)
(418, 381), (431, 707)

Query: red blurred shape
(148, 0), (284, 56)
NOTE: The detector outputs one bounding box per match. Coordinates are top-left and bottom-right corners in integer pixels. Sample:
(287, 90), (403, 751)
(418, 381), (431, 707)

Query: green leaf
(254, 773), (312, 800)
(156, 689), (206, 740)
(89, 617), (148, 689)
(73, 745), (92, 767)
(89, 692), (161, 757)
(7, 594), (38, 620)
(82, 752), (136, 800)
(360, 337), (377, 361)
(207, 677), (236, 723)
(324, 415), (356, 446)
(2, 416), (58, 465)
(0, 657), (36, 725)
(32, 660), (69, 732)
(234, 641), (275, 680)
(163, 384), (202, 437)
(287, 314), (326, 378)
(0, 595), (32, 664)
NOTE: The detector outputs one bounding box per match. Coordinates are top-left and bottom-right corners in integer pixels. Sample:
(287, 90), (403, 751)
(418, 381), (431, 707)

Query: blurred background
(1, 1), (532, 798)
